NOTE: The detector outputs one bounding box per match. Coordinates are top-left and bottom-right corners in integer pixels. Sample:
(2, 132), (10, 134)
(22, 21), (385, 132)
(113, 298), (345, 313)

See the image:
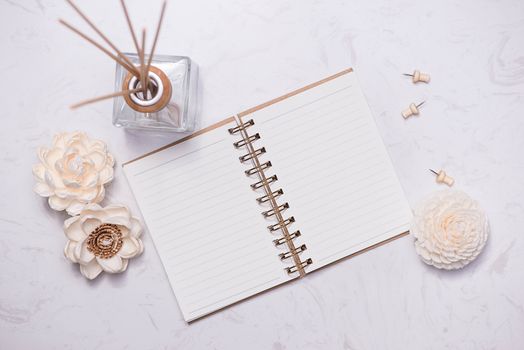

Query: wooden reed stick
(144, 1), (167, 91)
(70, 88), (142, 109)
(64, 0), (139, 77)
(140, 29), (147, 96)
(119, 0), (141, 58)
(59, 19), (138, 75)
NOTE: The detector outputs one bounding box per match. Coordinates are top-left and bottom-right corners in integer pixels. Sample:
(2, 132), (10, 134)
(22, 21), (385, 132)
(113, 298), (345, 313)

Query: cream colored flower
(63, 204), (144, 280)
(33, 131), (114, 216)
(411, 190), (489, 270)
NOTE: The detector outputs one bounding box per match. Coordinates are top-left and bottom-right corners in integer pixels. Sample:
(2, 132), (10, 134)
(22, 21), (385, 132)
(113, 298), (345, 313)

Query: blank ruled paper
(123, 120), (292, 322)
(244, 70), (412, 271)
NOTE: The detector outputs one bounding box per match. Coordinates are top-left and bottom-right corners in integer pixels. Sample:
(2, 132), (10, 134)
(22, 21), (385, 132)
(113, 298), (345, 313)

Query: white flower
(33, 131), (115, 216)
(63, 204), (144, 280)
(411, 190), (489, 270)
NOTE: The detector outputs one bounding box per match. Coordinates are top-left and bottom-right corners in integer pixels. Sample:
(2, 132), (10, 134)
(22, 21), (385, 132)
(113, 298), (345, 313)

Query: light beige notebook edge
(122, 68), (412, 322)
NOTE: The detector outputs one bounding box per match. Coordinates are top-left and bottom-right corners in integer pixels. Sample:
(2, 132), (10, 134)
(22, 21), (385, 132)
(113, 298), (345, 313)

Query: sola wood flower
(63, 204), (144, 280)
(411, 190), (489, 270)
(33, 131), (114, 216)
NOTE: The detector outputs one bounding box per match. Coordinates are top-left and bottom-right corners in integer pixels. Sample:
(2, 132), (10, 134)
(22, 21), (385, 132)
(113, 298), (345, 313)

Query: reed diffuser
(61, 0), (198, 133)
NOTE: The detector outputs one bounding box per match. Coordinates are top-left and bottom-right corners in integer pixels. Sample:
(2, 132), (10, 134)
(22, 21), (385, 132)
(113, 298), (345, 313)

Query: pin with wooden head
(430, 169), (454, 187)
(403, 70), (430, 84)
(402, 101), (425, 119)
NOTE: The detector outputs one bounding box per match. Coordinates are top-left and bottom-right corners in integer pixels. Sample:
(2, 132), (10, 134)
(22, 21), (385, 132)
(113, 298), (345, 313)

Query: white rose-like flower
(411, 190), (489, 270)
(32, 131), (114, 216)
(63, 204), (144, 280)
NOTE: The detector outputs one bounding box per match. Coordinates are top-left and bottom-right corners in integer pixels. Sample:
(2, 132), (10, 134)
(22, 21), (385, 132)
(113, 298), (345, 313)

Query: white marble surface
(1, 0), (523, 349)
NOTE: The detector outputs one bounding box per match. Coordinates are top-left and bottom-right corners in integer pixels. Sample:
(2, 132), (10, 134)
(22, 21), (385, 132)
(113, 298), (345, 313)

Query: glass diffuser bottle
(112, 53), (198, 133)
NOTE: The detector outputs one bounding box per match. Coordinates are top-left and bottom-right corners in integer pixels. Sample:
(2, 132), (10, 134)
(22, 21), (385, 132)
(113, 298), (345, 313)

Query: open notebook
(123, 68), (412, 322)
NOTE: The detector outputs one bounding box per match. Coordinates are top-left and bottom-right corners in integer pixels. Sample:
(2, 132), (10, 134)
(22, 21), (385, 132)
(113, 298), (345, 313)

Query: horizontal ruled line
(134, 139), (226, 178)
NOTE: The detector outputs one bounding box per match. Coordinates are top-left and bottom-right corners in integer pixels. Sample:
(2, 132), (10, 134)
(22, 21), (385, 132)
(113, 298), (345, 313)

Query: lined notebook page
(243, 70), (412, 271)
(123, 120), (292, 322)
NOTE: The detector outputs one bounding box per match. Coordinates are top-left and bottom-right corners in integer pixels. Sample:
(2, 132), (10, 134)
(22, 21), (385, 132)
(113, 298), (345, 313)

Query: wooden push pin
(401, 101), (424, 119)
(430, 169), (454, 187)
(403, 70), (430, 83)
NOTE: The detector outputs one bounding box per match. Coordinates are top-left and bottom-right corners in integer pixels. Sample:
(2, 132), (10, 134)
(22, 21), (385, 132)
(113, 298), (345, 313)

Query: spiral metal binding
(245, 161), (272, 176)
(229, 117), (312, 276)
(251, 175), (277, 189)
(234, 133), (260, 148)
(228, 119), (254, 134)
(239, 147), (266, 163)
(262, 203), (289, 217)
(273, 230), (301, 246)
(257, 188), (283, 203)
(279, 244), (307, 260)
(268, 217), (295, 232)
(286, 258), (313, 274)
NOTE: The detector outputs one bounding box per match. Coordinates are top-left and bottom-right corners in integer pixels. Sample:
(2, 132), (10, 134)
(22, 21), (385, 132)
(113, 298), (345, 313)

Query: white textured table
(1, 0), (523, 349)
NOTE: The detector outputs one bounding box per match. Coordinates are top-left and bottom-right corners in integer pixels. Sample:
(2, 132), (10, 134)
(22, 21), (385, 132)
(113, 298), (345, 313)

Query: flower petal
(96, 255), (125, 273)
(44, 169), (58, 189)
(37, 147), (48, 163)
(62, 176), (81, 188)
(63, 215), (86, 241)
(106, 153), (115, 167)
(66, 200), (87, 216)
(54, 186), (76, 199)
(91, 186), (105, 204)
(102, 205), (131, 221)
(100, 205), (131, 228)
(32, 163), (46, 182)
(48, 195), (71, 211)
(74, 239), (95, 265)
(77, 186), (99, 202)
(79, 259), (103, 280)
(81, 217), (101, 235)
(67, 141), (87, 156)
(117, 237), (143, 259)
(104, 216), (132, 227)
(89, 150), (107, 170)
(44, 148), (63, 168)
(33, 182), (53, 197)
(80, 203), (104, 215)
(81, 171), (99, 188)
(52, 132), (67, 148)
(89, 139), (107, 152)
(98, 166), (114, 184)
(128, 217), (143, 238)
(64, 241), (78, 263)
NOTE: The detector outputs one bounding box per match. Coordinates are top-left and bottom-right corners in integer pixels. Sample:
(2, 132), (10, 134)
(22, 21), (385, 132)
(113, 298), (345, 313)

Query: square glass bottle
(112, 54), (198, 133)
